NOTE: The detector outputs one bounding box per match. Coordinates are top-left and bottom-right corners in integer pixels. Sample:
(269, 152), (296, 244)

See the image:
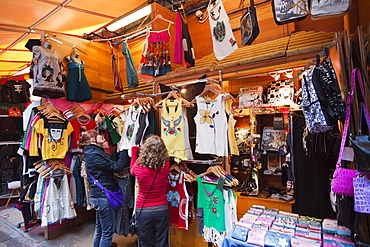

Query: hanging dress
(161, 98), (187, 160)
(194, 94), (228, 157)
(139, 26), (172, 82)
(65, 55), (92, 102)
(207, 0), (238, 60)
(31, 45), (66, 98)
(122, 40), (139, 88)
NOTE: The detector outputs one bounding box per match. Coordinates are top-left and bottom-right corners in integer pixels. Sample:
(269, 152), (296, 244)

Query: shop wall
(115, 0), (368, 96)
(185, 0), (356, 62)
(42, 31), (114, 103)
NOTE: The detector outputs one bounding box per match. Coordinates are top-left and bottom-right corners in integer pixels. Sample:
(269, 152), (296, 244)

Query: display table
(236, 192), (295, 219)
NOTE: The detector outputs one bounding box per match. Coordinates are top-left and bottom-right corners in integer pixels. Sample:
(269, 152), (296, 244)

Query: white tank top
(194, 94), (228, 156)
(207, 0), (238, 60)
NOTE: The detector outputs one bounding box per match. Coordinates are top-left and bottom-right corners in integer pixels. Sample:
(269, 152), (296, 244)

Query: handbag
(129, 167), (160, 235)
(239, 86), (264, 107)
(8, 106), (22, 117)
(271, 0), (309, 25)
(239, 0), (260, 46)
(331, 69), (361, 197)
(267, 80), (294, 106)
(353, 173), (370, 214)
(262, 126), (286, 151)
(302, 67), (333, 134)
(349, 69), (370, 172)
(310, 0), (351, 20)
(88, 172), (124, 210)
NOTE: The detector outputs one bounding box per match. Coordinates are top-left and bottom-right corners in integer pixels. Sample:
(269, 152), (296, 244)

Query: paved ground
(0, 205), (138, 247)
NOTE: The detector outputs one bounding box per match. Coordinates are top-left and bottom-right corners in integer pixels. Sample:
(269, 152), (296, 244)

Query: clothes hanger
(156, 91), (194, 108)
(146, 14), (174, 29)
(71, 104), (90, 120)
(200, 165), (236, 186)
(192, 83), (235, 103)
(192, 83), (223, 103)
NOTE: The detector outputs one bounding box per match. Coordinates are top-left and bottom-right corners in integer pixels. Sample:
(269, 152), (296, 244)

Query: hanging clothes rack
(287, 40), (337, 84)
(72, 44), (88, 56)
(44, 34), (63, 44)
(112, 28), (151, 45)
(181, 159), (223, 165)
(89, 26), (150, 43)
(171, 77), (222, 88)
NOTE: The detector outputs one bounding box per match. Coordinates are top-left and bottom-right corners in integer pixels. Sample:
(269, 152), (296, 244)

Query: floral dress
(139, 28), (172, 82)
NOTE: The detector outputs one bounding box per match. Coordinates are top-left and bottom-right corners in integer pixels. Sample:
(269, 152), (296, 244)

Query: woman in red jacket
(130, 135), (170, 247)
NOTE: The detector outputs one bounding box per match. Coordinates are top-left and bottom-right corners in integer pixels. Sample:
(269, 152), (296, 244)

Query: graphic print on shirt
(167, 190), (180, 207)
(48, 128), (63, 143)
(162, 115), (182, 136)
(42, 65), (54, 82)
(199, 105), (219, 129)
(126, 123), (135, 140)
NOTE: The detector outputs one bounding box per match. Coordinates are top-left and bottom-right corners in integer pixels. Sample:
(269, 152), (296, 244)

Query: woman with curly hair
(130, 135), (170, 247)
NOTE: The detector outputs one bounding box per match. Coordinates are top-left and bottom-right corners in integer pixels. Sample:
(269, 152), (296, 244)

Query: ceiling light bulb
(180, 87), (187, 93)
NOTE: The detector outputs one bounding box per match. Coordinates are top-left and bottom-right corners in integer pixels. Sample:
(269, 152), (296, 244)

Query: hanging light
(268, 71), (280, 81)
(284, 69), (294, 79)
(106, 5), (151, 31)
(180, 87), (187, 93)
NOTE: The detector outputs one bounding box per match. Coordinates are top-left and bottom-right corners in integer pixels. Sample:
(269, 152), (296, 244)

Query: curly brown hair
(136, 135), (169, 169)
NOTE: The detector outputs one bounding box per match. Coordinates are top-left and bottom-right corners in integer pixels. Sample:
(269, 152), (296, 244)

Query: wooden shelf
(236, 192), (295, 219)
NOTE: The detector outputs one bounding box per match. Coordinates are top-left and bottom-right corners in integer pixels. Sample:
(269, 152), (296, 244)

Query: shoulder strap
(136, 167), (161, 219)
(336, 68), (357, 167)
(352, 68), (370, 134)
(88, 172), (106, 191)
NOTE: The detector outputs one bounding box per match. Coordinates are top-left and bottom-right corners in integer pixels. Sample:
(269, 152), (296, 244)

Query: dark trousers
(137, 208), (170, 247)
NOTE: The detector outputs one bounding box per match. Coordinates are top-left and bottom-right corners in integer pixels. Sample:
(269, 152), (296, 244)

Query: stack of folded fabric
(227, 206), (354, 247)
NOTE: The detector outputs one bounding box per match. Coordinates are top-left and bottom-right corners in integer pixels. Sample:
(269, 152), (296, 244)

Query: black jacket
(84, 144), (128, 198)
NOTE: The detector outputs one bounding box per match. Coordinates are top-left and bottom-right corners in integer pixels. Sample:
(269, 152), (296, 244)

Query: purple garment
(173, 12), (183, 64)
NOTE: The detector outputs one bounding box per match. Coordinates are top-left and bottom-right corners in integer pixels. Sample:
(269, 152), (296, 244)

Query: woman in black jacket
(79, 129), (128, 247)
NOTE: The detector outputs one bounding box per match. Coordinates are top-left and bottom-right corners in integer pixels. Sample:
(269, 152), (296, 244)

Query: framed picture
(267, 154), (281, 171)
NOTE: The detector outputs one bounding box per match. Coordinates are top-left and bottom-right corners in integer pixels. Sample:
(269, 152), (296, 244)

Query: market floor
(0, 205), (138, 247)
